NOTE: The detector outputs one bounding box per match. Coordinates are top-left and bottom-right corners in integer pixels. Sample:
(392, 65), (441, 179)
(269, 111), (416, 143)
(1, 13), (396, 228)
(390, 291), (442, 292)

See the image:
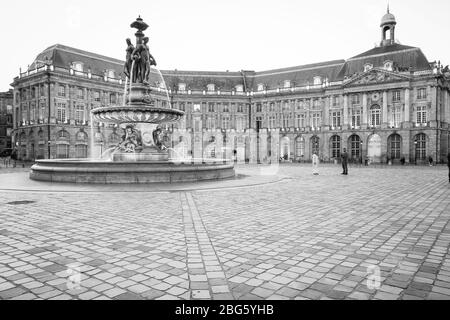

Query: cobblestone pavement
(0, 164), (449, 300)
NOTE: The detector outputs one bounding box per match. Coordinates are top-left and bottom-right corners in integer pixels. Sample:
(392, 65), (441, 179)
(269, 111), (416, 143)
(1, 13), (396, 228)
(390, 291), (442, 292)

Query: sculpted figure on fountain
(119, 125), (143, 153)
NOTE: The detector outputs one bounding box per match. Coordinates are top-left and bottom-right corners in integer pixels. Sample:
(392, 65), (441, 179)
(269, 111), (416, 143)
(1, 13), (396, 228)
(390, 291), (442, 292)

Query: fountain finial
(130, 16), (148, 32)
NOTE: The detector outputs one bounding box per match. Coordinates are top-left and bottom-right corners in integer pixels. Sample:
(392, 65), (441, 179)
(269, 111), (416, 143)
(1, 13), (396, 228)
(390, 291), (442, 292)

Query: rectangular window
(351, 95), (360, 105)
(75, 144), (87, 158)
(94, 91), (100, 102)
(75, 105), (84, 122)
(21, 107), (27, 123)
(256, 104), (262, 113)
(39, 102), (45, 120)
(295, 114), (305, 128)
(351, 110), (361, 128)
(58, 85), (66, 97)
(392, 90), (401, 102)
(57, 103), (66, 122)
(417, 88), (427, 100)
(236, 117), (244, 131)
(416, 106), (427, 124)
(268, 116), (276, 128)
(208, 103), (214, 113)
(77, 88), (84, 99)
(333, 96), (339, 106)
(179, 103), (185, 111)
(56, 144), (70, 158)
(222, 117), (230, 129)
(332, 111), (341, 128)
(256, 116), (263, 130)
(391, 107), (401, 128)
(311, 113), (321, 128)
(223, 103), (229, 113)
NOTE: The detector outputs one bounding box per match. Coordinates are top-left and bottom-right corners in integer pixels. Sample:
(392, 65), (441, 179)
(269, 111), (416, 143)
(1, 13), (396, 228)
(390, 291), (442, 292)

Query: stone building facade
(0, 89), (13, 154)
(11, 10), (450, 164)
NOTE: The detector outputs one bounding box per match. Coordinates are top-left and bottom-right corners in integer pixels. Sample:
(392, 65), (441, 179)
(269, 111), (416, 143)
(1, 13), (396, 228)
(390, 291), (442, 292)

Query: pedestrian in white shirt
(312, 153), (319, 175)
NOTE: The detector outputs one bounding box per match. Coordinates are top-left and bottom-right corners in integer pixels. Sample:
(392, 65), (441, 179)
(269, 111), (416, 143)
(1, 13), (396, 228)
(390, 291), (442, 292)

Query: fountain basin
(30, 159), (235, 184)
(91, 105), (184, 124)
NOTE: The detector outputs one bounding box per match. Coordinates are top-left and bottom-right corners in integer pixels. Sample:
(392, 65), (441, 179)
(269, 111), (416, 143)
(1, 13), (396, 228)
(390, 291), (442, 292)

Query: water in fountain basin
(155, 68), (171, 108)
(89, 113), (95, 158)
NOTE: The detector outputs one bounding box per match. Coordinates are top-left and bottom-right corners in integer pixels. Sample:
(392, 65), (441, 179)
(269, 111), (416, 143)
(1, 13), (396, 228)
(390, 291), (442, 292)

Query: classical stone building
(0, 89), (13, 154)
(11, 10), (450, 163)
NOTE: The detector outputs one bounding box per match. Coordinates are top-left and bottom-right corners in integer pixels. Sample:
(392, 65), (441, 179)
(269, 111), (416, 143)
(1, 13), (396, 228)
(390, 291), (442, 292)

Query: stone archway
(367, 134), (382, 163)
(280, 136), (290, 161)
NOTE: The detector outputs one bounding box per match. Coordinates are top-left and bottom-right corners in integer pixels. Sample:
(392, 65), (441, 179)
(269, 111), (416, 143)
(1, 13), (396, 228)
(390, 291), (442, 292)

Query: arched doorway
(414, 133), (427, 162)
(330, 135), (341, 160)
(349, 135), (361, 162)
(244, 136), (250, 163)
(295, 136), (305, 161)
(311, 136), (320, 159)
(367, 134), (382, 163)
(280, 136), (290, 161)
(388, 134), (402, 160)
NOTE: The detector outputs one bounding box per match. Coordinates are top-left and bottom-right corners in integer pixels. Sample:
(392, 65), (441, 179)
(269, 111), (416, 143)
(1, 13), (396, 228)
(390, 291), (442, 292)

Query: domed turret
(380, 5), (396, 46)
(381, 9), (396, 27)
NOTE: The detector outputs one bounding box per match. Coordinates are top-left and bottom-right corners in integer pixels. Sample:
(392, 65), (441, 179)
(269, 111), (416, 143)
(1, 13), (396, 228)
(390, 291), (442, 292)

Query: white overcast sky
(0, 0), (449, 90)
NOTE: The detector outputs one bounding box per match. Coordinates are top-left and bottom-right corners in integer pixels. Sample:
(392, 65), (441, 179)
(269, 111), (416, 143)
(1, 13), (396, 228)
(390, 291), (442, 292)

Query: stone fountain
(30, 16), (235, 184)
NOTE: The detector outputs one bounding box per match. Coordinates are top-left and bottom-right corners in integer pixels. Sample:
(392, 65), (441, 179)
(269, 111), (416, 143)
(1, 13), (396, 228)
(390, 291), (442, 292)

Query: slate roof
(28, 43), (431, 90)
(337, 44), (431, 79)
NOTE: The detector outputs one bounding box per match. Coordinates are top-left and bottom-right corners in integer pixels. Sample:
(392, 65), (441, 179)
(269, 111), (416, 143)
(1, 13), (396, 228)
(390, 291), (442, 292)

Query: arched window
(57, 130), (70, 140)
(415, 133), (427, 160)
(349, 135), (361, 160)
(369, 105), (381, 127)
(330, 135), (341, 159)
(76, 131), (87, 142)
(311, 136), (320, 156)
(295, 136), (305, 158)
(388, 134), (402, 159)
(56, 144), (70, 158)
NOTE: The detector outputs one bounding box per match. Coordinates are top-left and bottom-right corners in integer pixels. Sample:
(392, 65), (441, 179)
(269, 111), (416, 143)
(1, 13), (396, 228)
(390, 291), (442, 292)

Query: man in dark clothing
(341, 148), (349, 175)
(447, 152), (450, 183)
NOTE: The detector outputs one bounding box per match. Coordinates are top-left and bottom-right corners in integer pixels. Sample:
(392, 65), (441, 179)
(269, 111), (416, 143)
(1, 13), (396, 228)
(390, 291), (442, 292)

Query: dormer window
(107, 70), (115, 78)
(364, 63), (373, 72)
(283, 80), (291, 88)
(72, 62), (83, 72)
(235, 85), (244, 92)
(178, 83), (186, 92)
(384, 60), (393, 71)
(257, 83), (265, 92)
(313, 77), (322, 86)
(207, 84), (215, 92)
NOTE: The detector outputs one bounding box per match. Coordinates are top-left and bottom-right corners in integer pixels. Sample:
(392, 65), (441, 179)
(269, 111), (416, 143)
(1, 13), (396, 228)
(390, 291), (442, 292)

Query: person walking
(447, 152), (450, 183)
(341, 148), (349, 175)
(312, 152), (319, 175)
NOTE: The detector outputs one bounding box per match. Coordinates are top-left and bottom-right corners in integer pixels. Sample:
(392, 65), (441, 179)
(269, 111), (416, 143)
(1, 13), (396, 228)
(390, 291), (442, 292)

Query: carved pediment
(345, 69), (411, 86)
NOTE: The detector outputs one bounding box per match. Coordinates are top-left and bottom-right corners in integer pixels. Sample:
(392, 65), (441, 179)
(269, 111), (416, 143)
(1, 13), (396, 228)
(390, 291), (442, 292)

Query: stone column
(404, 88), (410, 127)
(382, 91), (388, 128)
(362, 93), (368, 129)
(343, 94), (349, 129)
(323, 96), (330, 128)
(430, 86), (438, 127)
